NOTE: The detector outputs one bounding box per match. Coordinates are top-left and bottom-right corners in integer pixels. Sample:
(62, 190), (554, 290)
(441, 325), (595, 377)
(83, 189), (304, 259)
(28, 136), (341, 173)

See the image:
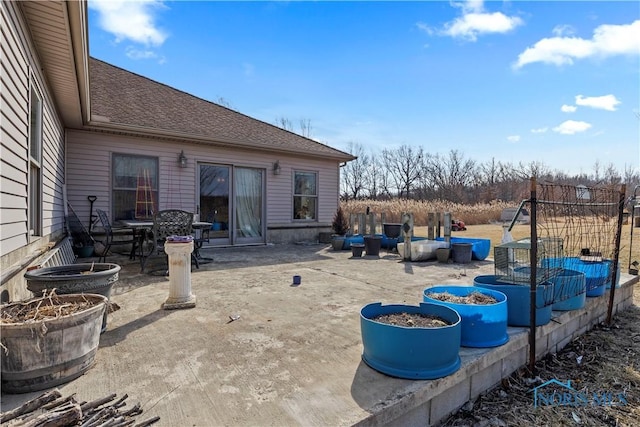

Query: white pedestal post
(162, 240), (196, 309)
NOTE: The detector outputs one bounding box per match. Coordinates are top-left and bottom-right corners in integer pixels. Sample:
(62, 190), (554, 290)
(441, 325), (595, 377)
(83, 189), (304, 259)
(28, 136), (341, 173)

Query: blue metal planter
(473, 275), (554, 327)
(360, 302), (462, 380)
(423, 286), (509, 348)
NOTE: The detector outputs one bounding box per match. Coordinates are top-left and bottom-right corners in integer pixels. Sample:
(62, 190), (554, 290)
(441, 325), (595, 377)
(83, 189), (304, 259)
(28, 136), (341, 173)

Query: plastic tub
(396, 240), (449, 261)
(360, 302), (461, 379)
(542, 257), (613, 297)
(423, 286), (509, 348)
(550, 269), (586, 311)
(473, 275), (554, 326)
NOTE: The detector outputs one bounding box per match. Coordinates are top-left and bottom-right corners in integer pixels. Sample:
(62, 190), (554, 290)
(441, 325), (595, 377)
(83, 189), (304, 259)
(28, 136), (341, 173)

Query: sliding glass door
(235, 167), (264, 244)
(199, 164), (231, 245)
(198, 164), (264, 245)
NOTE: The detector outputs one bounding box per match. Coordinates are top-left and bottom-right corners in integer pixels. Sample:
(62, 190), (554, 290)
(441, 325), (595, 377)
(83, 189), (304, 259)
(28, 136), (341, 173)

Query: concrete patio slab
(1, 243), (637, 426)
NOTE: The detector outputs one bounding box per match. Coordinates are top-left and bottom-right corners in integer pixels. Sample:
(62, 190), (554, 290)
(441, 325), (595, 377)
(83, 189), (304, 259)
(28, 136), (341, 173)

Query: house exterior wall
(0, 2), (67, 301)
(66, 130), (338, 244)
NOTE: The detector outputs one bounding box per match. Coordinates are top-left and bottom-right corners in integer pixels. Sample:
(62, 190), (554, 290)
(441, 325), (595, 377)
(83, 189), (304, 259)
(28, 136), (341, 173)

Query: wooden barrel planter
(360, 302), (461, 379)
(24, 263), (120, 332)
(1, 293), (107, 393)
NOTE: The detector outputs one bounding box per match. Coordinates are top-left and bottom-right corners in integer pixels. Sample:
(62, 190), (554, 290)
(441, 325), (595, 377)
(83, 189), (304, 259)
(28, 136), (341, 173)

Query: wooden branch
(19, 403), (82, 427)
(42, 394), (77, 411)
(0, 389), (62, 423)
(80, 394), (117, 412)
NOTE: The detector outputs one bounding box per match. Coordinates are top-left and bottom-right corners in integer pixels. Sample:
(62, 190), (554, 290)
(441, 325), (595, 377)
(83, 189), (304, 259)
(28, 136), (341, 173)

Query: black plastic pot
(351, 243), (365, 258)
(364, 235), (382, 256)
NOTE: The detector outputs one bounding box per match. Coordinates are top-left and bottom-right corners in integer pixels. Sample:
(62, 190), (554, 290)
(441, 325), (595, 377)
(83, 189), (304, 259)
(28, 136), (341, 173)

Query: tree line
(340, 142), (640, 205)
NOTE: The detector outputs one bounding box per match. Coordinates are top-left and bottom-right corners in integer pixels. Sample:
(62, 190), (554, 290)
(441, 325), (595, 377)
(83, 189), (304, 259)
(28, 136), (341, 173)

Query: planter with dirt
(360, 302), (462, 379)
(423, 286), (509, 348)
(0, 292), (107, 393)
(24, 263), (121, 332)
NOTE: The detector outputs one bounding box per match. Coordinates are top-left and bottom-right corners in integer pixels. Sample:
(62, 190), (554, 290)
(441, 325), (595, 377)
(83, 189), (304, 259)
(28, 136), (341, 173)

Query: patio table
(118, 220), (212, 271)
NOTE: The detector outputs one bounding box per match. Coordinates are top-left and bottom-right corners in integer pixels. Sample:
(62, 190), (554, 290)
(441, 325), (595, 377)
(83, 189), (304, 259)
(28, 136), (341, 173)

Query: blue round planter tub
(360, 302), (462, 380)
(423, 286), (509, 348)
(606, 263), (621, 289)
(542, 257), (614, 297)
(473, 275), (554, 327)
(550, 269), (586, 311)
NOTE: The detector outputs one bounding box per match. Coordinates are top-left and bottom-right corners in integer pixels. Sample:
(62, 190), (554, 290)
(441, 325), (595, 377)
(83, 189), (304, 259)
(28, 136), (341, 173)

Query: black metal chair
(141, 209), (196, 273)
(95, 209), (138, 263)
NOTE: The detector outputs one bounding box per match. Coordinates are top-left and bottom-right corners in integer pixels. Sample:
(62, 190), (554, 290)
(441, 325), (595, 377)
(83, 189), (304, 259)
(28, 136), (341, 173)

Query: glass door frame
(197, 162), (267, 246)
(233, 166), (266, 245)
(197, 162), (232, 246)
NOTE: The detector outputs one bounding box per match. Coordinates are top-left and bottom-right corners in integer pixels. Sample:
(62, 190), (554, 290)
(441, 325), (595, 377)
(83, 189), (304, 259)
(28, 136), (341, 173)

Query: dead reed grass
(342, 199), (514, 226)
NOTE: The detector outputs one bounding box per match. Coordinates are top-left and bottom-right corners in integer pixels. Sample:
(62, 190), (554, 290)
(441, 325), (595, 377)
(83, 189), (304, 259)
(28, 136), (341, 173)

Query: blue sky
(87, 1), (639, 176)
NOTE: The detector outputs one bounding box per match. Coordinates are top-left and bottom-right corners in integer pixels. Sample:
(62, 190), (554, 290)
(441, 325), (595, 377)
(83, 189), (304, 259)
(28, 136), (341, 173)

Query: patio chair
(95, 209), (138, 263)
(141, 209), (196, 273)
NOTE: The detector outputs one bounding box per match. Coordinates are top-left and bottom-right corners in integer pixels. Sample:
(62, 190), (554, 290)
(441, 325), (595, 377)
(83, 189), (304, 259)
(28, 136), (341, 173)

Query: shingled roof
(88, 58), (354, 161)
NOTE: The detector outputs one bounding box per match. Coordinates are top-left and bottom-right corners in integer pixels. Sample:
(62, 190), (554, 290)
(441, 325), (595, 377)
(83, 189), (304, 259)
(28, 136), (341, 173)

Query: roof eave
(84, 121), (357, 162)
(66, 0), (91, 126)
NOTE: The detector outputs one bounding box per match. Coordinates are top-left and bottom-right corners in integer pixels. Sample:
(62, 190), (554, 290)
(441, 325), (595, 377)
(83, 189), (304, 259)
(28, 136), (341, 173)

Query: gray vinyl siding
(0, 1), (66, 258)
(66, 130), (340, 229)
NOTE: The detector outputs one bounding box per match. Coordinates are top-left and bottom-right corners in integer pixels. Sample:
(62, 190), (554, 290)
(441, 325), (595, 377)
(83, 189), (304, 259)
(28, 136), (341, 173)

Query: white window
(28, 84), (43, 237)
(293, 171), (317, 220)
(112, 154), (159, 220)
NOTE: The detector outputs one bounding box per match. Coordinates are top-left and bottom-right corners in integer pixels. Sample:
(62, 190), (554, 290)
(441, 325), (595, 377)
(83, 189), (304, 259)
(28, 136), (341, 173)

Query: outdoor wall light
(178, 150), (188, 168)
(272, 160), (281, 175)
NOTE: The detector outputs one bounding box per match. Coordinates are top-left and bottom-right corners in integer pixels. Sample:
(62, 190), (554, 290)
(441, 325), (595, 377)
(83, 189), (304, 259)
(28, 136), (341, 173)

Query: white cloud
(552, 120), (592, 135)
(561, 104), (577, 113)
(514, 20), (640, 68)
(552, 24), (576, 37)
(420, 0), (523, 42)
(507, 135), (521, 143)
(531, 127), (548, 134)
(125, 47), (156, 60)
(575, 94), (621, 111)
(125, 46), (166, 64)
(89, 0), (168, 46)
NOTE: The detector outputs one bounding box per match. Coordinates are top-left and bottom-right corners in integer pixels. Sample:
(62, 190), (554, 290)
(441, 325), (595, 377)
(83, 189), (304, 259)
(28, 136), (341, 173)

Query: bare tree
(382, 145), (423, 198)
(341, 142), (370, 200)
(369, 153), (394, 199)
(274, 116), (313, 138)
(216, 97), (234, 109)
(299, 118), (312, 138)
(275, 116), (293, 131)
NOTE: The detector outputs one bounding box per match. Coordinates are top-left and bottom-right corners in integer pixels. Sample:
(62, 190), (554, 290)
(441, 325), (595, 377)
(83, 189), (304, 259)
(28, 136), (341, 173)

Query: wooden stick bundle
(0, 389), (159, 427)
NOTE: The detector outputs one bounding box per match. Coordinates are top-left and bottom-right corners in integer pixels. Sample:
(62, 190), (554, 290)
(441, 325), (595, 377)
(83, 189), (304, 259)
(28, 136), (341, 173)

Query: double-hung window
(28, 83), (43, 237)
(112, 154), (158, 220)
(293, 171), (317, 220)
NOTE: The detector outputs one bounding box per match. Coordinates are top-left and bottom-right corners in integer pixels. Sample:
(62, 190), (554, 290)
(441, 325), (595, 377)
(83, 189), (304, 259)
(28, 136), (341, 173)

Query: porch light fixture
(178, 150), (187, 168)
(272, 160), (281, 175)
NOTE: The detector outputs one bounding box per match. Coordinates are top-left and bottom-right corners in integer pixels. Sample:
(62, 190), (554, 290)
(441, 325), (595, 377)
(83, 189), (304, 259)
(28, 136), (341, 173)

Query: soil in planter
(426, 291), (497, 305)
(0, 292), (102, 323)
(372, 312), (452, 328)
